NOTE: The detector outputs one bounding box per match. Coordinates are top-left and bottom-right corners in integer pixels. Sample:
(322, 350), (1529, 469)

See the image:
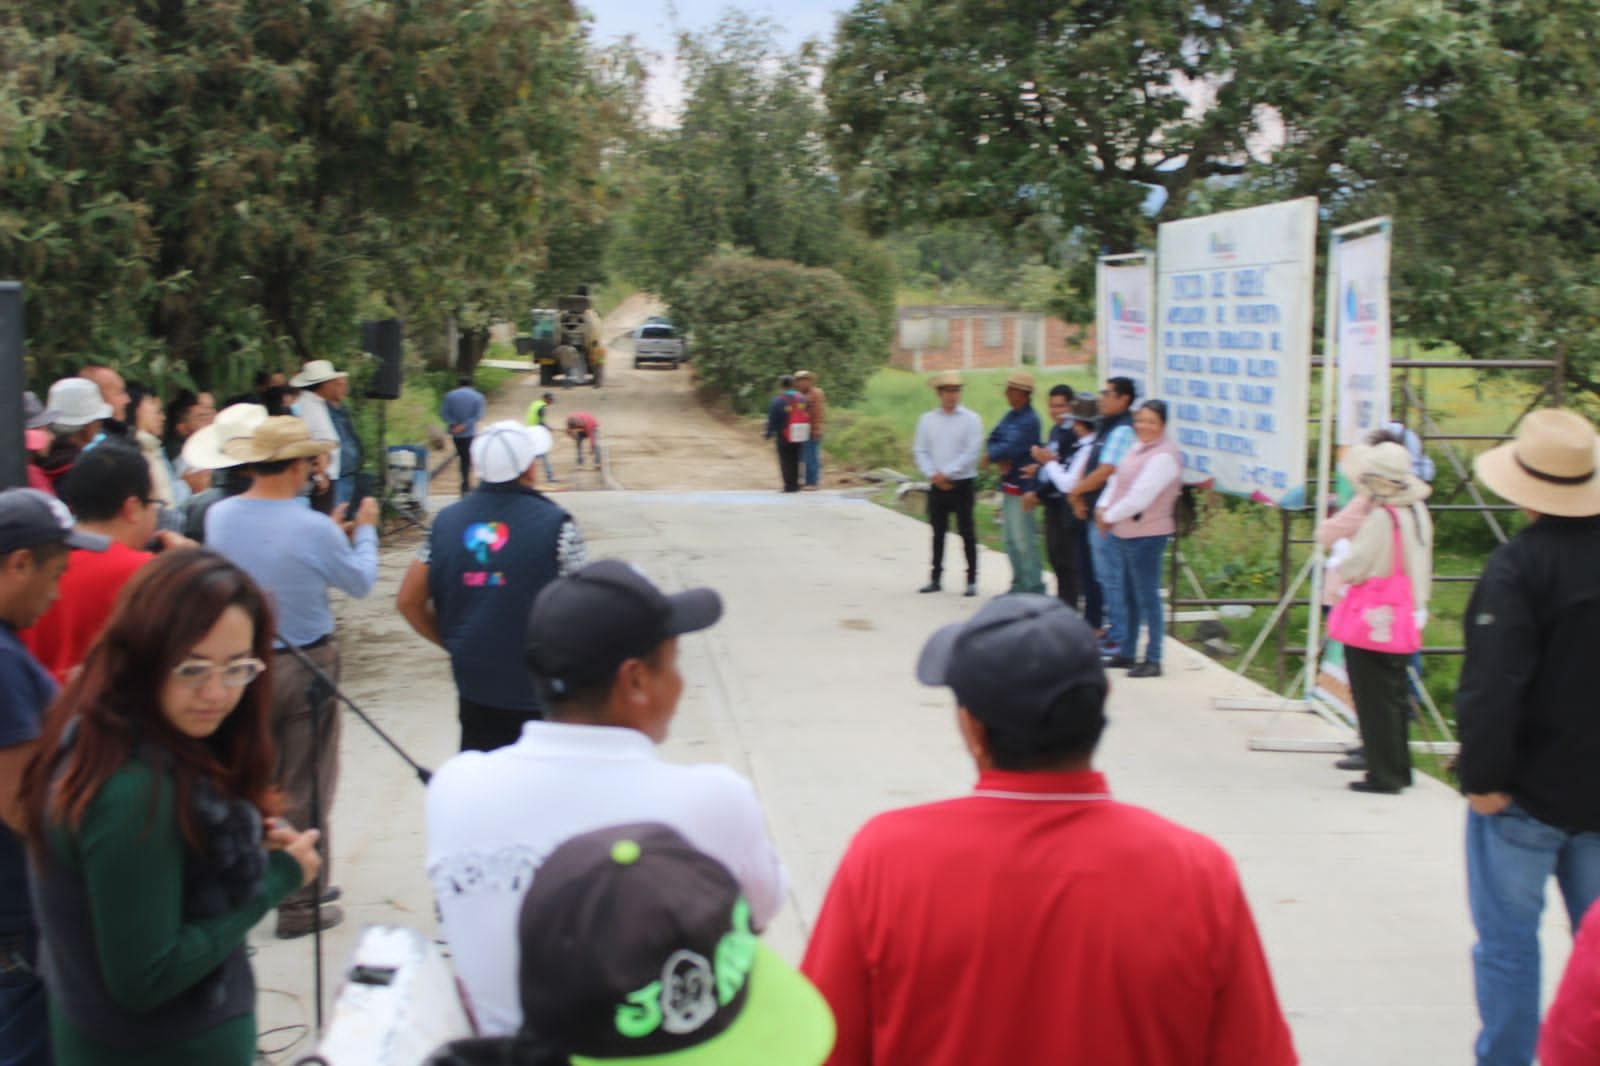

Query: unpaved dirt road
(432, 293), (861, 496)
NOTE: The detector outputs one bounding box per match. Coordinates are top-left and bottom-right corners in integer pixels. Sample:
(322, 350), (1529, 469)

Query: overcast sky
(582, 0), (853, 123)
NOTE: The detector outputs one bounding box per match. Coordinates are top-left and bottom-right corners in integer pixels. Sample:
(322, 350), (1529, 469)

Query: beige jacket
(1335, 498), (1434, 609)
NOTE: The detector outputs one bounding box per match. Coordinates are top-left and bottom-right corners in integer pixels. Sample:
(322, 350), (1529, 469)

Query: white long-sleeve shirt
(1099, 452), (1181, 523)
(1040, 432), (1097, 494)
(295, 390), (341, 479)
(914, 405), (983, 480)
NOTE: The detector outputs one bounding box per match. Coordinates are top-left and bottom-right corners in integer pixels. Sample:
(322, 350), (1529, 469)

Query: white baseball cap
(471, 420), (553, 483)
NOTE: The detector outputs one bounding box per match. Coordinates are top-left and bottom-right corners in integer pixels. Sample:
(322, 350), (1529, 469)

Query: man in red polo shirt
(22, 441), (188, 683)
(802, 595), (1297, 1066)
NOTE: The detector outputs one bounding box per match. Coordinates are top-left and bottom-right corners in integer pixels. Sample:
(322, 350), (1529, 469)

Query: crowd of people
(911, 371), (1183, 677)
(4, 353), (1600, 1066)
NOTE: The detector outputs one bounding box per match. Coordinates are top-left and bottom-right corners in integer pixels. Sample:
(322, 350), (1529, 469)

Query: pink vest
(1107, 436), (1183, 539)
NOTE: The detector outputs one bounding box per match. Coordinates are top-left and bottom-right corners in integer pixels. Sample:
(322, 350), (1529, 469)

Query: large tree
(822, 0), (1298, 255)
(610, 12), (895, 351)
(0, 0), (622, 389)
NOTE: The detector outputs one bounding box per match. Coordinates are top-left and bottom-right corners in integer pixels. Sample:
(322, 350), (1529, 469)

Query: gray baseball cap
(0, 489), (111, 554)
(916, 594), (1106, 736)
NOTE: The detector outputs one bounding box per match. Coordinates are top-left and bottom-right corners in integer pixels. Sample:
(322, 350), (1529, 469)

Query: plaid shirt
(1097, 424), (1136, 468)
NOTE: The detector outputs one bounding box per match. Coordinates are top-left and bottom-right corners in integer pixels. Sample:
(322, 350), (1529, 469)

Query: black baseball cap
(0, 489), (110, 555)
(516, 823), (835, 1065)
(525, 560), (723, 696)
(916, 594), (1106, 736)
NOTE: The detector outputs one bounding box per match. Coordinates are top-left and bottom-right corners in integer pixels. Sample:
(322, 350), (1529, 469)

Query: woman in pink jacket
(1095, 400), (1182, 678)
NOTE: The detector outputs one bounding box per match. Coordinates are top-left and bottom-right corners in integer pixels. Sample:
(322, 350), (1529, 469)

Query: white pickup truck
(632, 320), (687, 368)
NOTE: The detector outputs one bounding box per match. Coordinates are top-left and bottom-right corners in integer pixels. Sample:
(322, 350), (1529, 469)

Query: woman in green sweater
(22, 548), (320, 1065)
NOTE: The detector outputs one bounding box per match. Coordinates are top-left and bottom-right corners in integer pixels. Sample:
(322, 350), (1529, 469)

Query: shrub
(824, 411), (912, 472)
(672, 255), (888, 413)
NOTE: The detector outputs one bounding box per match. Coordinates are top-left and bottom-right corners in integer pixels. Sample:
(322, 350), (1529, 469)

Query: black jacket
(1456, 514), (1600, 831)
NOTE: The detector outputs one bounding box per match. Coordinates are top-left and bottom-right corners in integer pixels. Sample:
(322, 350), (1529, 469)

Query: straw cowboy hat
(1003, 370), (1036, 393)
(289, 359), (348, 388)
(181, 403), (269, 470)
(221, 416), (337, 465)
(1475, 409), (1600, 517)
(929, 371), (963, 390)
(1340, 440), (1432, 505)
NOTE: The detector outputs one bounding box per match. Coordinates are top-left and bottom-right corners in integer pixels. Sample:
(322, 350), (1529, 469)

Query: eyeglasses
(141, 497), (166, 512)
(171, 658), (266, 688)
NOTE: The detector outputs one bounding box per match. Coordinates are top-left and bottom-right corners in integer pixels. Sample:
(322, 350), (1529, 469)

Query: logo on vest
(463, 522), (510, 586)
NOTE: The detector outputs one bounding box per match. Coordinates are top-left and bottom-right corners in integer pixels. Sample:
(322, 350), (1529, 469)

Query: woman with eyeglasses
(1094, 399), (1184, 678)
(21, 549), (320, 1065)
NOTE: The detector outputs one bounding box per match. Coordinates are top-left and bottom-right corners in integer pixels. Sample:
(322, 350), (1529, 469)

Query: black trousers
(452, 435), (473, 492)
(1075, 516), (1103, 629)
(776, 440), (801, 492)
(1345, 646), (1413, 789)
(459, 697), (543, 753)
(1042, 500), (1079, 609)
(928, 479), (978, 584)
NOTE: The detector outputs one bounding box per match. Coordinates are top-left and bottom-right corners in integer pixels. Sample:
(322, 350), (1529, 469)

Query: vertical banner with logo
(1333, 226), (1392, 447)
(1096, 254), (1155, 399)
(1155, 198), (1318, 503)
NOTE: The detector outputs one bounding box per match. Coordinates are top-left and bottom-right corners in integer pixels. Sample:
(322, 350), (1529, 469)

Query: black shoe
(1348, 779), (1403, 795)
(1127, 662), (1162, 678)
(964, 582), (978, 597)
(320, 885), (342, 905)
(919, 582), (941, 594)
(276, 903), (345, 939)
(1102, 655), (1136, 669)
(1335, 754), (1368, 771)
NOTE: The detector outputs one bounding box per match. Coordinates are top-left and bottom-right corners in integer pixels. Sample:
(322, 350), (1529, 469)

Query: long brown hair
(23, 549), (281, 850)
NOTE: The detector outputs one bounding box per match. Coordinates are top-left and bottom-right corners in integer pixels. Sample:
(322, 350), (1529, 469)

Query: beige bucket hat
(1475, 409), (1600, 517)
(1003, 370), (1036, 393)
(929, 371), (963, 390)
(1340, 440), (1432, 505)
(220, 416), (337, 464)
(181, 403), (269, 470)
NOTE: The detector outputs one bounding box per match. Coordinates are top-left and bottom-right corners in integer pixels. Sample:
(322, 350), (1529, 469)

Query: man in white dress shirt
(912, 372), (984, 596)
(424, 560), (789, 1037)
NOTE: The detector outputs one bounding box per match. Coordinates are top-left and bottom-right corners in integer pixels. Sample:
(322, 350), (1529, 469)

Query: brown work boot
(275, 903), (345, 940)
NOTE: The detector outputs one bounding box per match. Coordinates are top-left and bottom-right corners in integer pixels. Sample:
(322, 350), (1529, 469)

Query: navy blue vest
(427, 482), (569, 710)
(1084, 408), (1134, 510)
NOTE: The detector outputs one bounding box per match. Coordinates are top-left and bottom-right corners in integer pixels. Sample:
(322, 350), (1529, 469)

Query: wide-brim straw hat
(1003, 370), (1036, 393)
(221, 415), (337, 465)
(1340, 440), (1432, 505)
(182, 403), (269, 470)
(289, 359), (348, 388)
(929, 371), (963, 390)
(1476, 409), (1600, 517)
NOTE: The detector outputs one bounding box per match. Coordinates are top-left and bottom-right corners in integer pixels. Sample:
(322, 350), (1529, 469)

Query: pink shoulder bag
(1328, 506), (1422, 654)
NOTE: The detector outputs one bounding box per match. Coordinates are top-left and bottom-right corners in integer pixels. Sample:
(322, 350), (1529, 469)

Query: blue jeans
(540, 453), (556, 481)
(0, 931), (50, 1065)
(1075, 518), (1102, 629)
(1001, 493), (1045, 594)
(802, 438), (822, 486)
(334, 474), (356, 508)
(1089, 525), (1126, 651)
(1467, 804), (1600, 1066)
(1119, 533), (1170, 665)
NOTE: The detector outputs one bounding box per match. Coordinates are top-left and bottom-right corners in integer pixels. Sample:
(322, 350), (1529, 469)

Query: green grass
(825, 365), (1099, 472)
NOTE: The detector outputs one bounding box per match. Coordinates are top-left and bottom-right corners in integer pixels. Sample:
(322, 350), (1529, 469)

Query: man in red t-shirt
(22, 440), (189, 683)
(565, 412), (599, 468)
(802, 596), (1298, 1066)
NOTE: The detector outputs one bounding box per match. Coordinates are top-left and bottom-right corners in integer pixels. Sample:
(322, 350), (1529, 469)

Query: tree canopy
(0, 0), (637, 390)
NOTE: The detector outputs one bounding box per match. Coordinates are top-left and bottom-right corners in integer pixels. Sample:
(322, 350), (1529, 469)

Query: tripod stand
(280, 640), (433, 1035)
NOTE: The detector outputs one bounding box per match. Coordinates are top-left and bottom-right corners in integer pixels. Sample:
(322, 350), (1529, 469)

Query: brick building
(892, 306), (1095, 373)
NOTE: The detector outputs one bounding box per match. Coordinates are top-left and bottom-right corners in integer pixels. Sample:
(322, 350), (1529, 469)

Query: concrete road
(250, 350), (1576, 1065)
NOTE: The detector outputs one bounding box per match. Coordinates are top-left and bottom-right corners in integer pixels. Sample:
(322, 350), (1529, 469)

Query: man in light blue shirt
(203, 416), (379, 939)
(441, 376), (487, 494)
(913, 372), (984, 596)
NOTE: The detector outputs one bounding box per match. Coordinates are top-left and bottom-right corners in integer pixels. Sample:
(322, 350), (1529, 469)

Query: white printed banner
(1334, 227), (1392, 447)
(1155, 198), (1319, 503)
(1096, 257), (1155, 399)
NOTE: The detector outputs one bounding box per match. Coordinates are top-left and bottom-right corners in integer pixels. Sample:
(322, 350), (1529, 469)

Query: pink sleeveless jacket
(1105, 436), (1183, 539)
